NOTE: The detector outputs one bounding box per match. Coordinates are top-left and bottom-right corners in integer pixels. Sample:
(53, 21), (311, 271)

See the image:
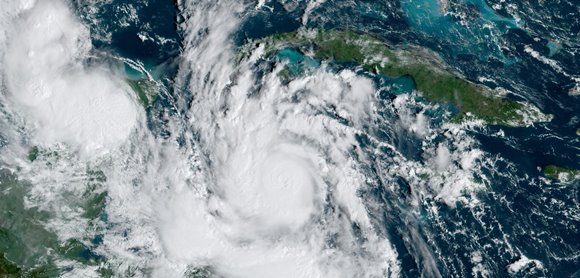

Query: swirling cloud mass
(1, 0), (576, 277)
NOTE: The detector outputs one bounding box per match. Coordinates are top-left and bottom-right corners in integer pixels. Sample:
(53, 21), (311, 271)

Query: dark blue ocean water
(75, 0), (579, 276)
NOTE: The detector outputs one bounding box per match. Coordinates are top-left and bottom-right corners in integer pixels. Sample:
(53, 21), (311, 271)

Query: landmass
(0, 168), (110, 277)
(240, 29), (552, 126)
(127, 79), (159, 107)
(543, 165), (579, 182)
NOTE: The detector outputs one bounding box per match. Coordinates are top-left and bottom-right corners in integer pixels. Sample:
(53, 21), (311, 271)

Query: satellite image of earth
(0, 0), (578, 277)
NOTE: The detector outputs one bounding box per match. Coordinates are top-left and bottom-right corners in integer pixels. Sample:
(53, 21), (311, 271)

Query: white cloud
(3, 0), (140, 156)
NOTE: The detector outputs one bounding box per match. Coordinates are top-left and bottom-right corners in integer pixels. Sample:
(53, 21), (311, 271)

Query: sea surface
(0, 0), (578, 277)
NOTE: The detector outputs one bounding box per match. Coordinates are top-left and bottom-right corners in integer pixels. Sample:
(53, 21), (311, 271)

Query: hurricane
(0, 0), (578, 277)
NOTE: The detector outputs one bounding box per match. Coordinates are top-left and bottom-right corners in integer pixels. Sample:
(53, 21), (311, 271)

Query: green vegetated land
(0, 171), (60, 277)
(127, 79), (159, 107)
(543, 165), (580, 181)
(249, 29), (547, 126)
(0, 164), (111, 277)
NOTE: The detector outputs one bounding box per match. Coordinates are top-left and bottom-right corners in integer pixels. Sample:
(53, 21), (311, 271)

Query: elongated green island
(241, 29), (551, 126)
(543, 165), (579, 182)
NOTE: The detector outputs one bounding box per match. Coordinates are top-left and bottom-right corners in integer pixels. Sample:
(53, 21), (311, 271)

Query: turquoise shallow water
(0, 0), (578, 276)
(400, 0), (519, 63)
(276, 48), (320, 76)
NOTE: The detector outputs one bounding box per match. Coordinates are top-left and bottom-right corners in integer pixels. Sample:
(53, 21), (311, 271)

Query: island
(543, 165), (579, 182)
(239, 29), (552, 126)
